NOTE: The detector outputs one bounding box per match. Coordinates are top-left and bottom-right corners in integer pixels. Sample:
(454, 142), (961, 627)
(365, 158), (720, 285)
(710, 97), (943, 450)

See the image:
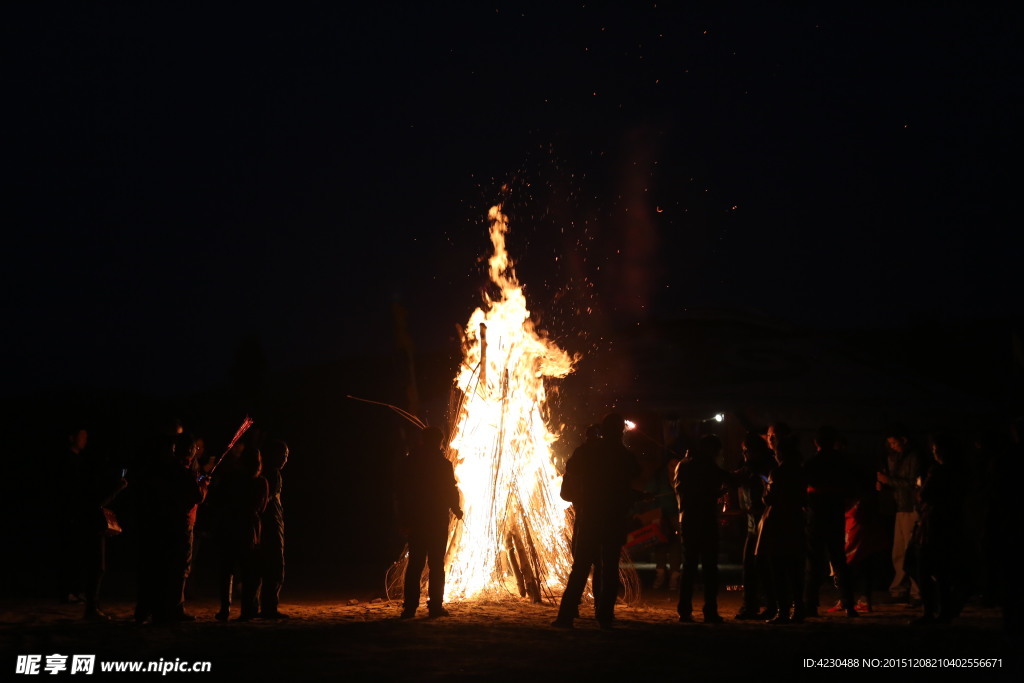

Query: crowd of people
(52, 420), (291, 624)
(618, 417), (1021, 630)
(393, 411), (1012, 631)
(52, 411), (1020, 635)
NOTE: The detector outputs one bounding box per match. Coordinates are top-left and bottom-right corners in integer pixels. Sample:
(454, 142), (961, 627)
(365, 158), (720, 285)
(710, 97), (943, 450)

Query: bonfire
(444, 205), (577, 602)
(386, 205), (577, 603)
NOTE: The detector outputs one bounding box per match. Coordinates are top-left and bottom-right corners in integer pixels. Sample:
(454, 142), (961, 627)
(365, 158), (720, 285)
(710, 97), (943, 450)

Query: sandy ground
(3, 581), (1019, 682)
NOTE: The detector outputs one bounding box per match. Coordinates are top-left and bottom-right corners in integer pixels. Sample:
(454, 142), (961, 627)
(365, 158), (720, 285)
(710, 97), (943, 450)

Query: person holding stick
(395, 426), (463, 619)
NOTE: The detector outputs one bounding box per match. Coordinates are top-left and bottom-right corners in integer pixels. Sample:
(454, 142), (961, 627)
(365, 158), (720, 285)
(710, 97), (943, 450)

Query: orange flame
(444, 205), (576, 601)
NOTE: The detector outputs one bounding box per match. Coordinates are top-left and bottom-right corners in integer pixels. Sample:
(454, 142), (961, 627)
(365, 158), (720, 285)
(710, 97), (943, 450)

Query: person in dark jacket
(552, 413), (641, 629)
(803, 425), (858, 617)
(396, 426), (463, 619)
(731, 432), (775, 620)
(756, 434), (808, 624)
(207, 446), (268, 621)
(54, 427), (128, 620)
(674, 434), (730, 623)
(911, 432), (968, 625)
(134, 432), (208, 624)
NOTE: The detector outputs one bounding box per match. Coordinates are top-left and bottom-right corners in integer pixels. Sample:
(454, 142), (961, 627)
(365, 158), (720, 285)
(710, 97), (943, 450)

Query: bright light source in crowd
(624, 420), (637, 431)
(714, 413), (724, 423)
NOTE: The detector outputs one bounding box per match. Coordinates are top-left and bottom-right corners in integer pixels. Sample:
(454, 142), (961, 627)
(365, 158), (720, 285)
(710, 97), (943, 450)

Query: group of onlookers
(641, 418), (1021, 629)
(563, 415), (1021, 631)
(52, 421), (290, 624)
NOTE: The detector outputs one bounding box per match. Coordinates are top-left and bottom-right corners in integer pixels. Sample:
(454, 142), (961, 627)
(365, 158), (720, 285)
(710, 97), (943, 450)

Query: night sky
(4, 2), (1021, 398)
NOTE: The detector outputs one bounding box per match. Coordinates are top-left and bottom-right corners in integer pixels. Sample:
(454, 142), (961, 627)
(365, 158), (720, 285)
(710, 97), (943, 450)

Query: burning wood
(442, 205), (577, 602)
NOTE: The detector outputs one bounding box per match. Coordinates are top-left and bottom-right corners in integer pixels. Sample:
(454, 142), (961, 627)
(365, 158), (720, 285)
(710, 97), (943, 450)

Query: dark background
(2, 2), (1021, 598)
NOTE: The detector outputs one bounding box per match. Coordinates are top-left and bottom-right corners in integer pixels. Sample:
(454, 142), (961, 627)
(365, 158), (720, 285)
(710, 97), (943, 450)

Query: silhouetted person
(188, 436), (220, 602)
(552, 413), (641, 629)
(207, 447), (268, 621)
(803, 425), (858, 617)
(673, 434), (730, 623)
(396, 426), (463, 619)
(134, 432), (208, 623)
(878, 424), (923, 603)
(192, 437), (240, 588)
(54, 427), (128, 620)
(54, 427), (89, 606)
(968, 426), (1002, 608)
(756, 434), (807, 624)
(171, 433), (208, 620)
(732, 431), (775, 620)
(258, 439), (289, 619)
(567, 424), (602, 607)
(910, 433), (968, 625)
(132, 417), (180, 622)
(551, 423), (604, 619)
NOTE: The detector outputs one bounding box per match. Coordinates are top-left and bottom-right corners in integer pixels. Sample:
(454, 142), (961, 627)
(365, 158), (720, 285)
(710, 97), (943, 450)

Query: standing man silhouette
(674, 434), (730, 623)
(396, 426), (463, 619)
(552, 413), (640, 629)
(258, 439), (290, 619)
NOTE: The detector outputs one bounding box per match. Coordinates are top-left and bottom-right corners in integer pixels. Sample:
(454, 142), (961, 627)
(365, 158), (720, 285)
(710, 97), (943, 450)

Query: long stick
(346, 395), (427, 430)
(210, 415), (254, 475)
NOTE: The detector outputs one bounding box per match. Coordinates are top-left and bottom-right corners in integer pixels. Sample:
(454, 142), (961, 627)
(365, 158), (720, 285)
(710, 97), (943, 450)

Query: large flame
(443, 205), (576, 601)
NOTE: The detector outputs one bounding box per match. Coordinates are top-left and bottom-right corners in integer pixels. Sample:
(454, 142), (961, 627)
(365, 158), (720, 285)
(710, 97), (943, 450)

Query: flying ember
(443, 205), (577, 602)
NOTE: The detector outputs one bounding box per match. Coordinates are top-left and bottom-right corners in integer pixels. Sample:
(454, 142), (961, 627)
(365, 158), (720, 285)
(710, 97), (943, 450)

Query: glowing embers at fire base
(444, 205), (576, 602)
